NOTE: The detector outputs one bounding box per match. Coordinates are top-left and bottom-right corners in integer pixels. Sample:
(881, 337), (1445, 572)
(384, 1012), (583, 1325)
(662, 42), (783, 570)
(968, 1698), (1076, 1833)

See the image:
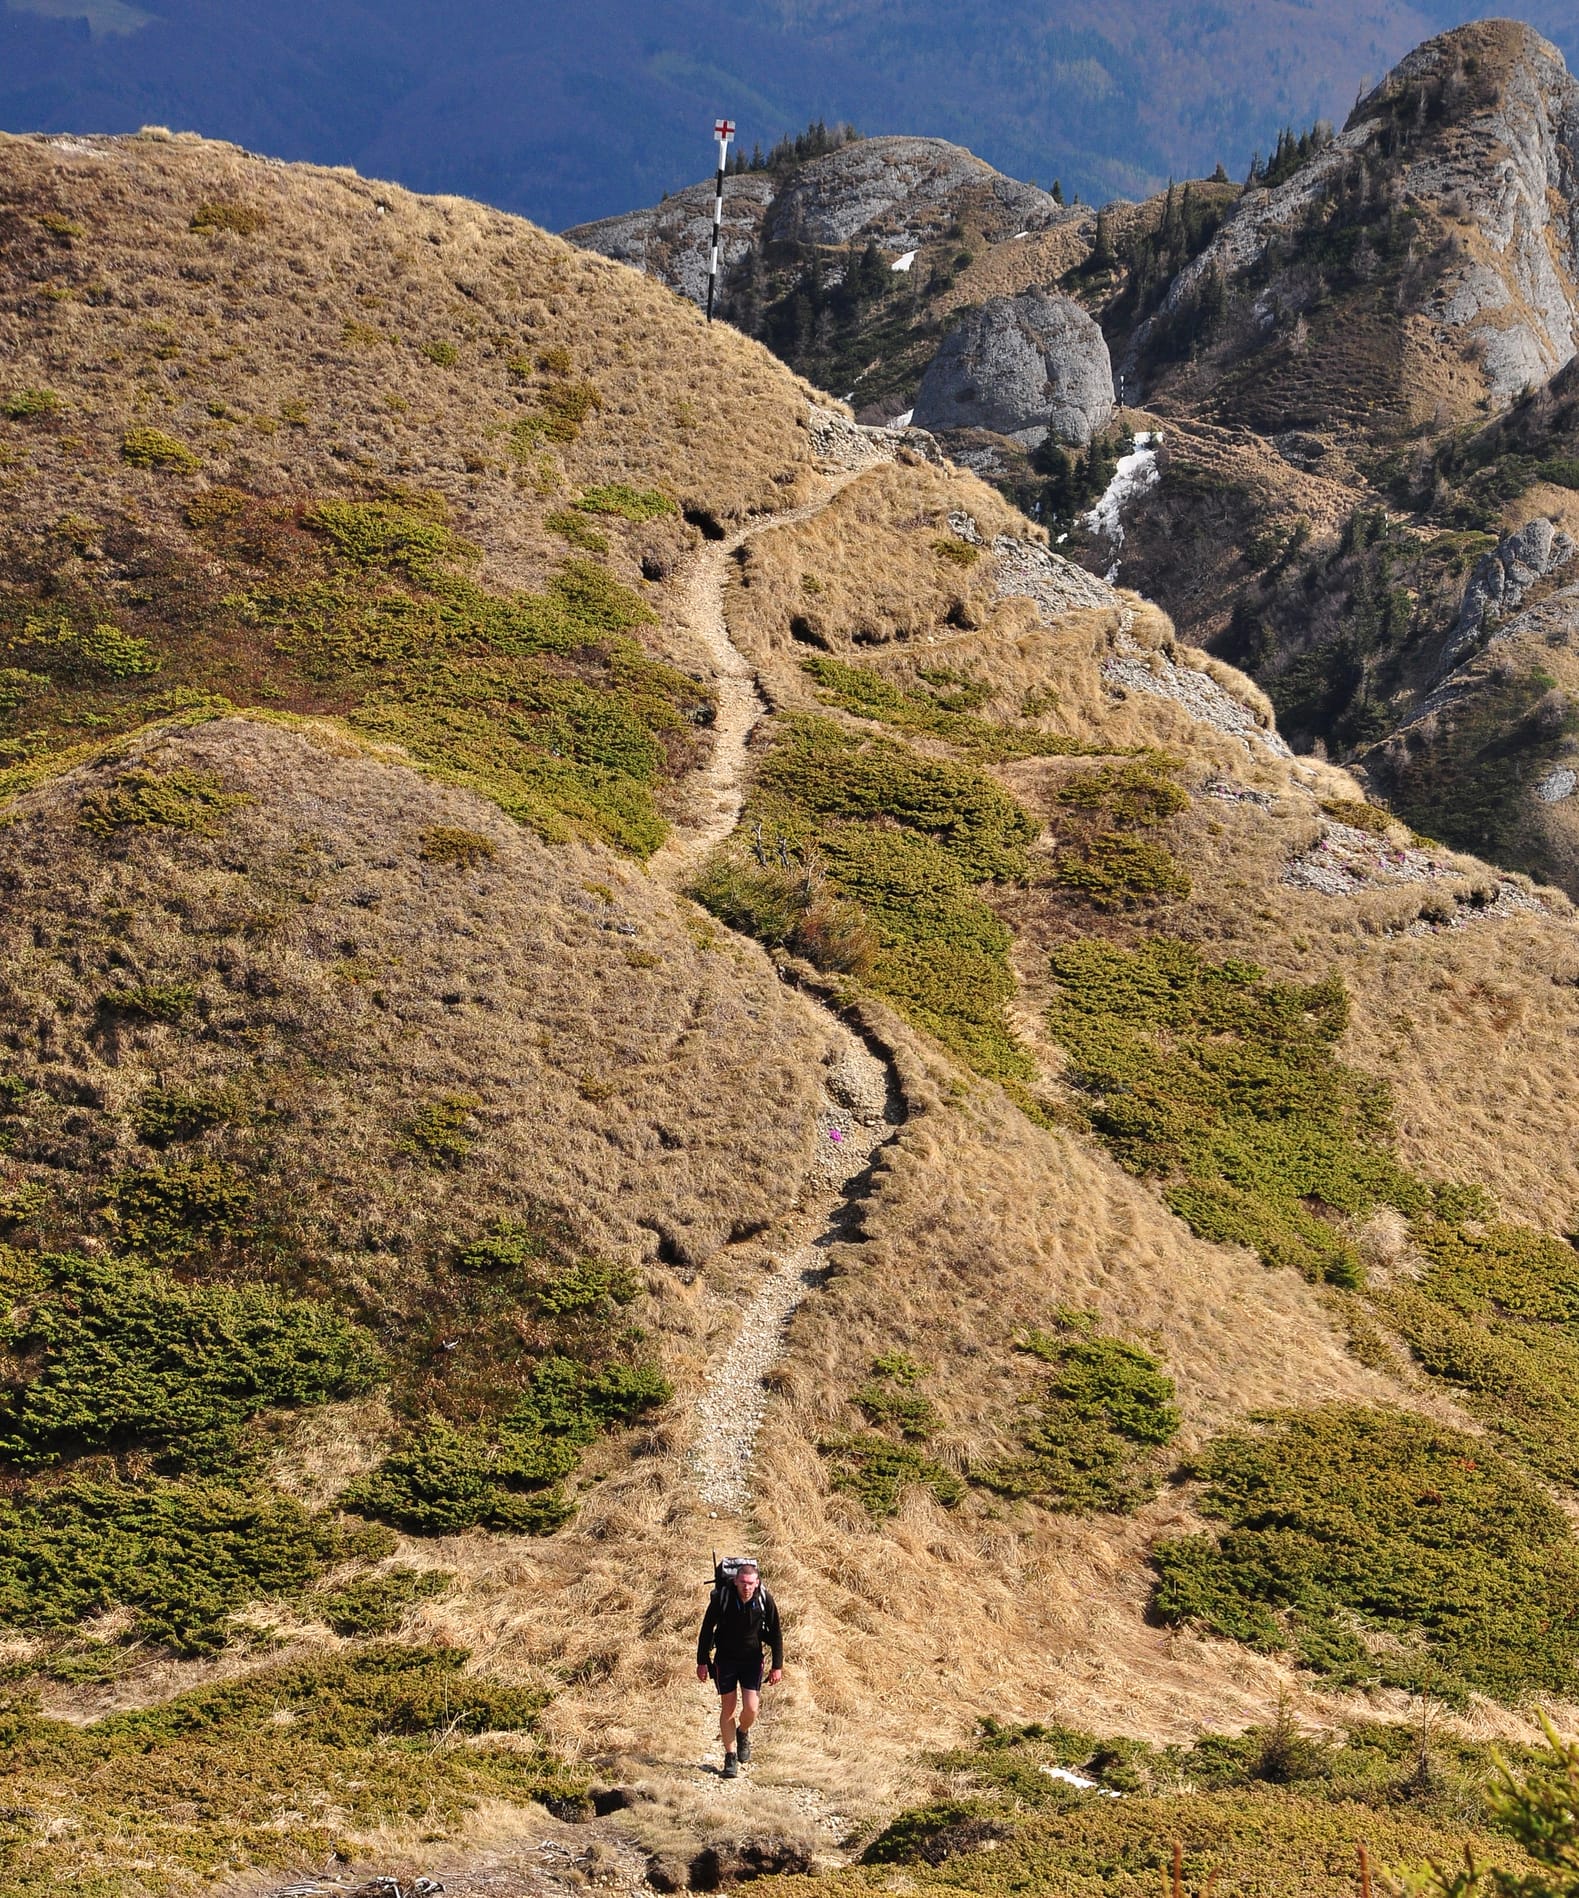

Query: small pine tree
(1051, 178), (1064, 204)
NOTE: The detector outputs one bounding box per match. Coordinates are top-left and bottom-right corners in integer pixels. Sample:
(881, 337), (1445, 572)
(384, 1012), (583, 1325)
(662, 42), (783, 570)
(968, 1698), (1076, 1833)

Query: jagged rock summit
(1137, 18), (1579, 415)
(911, 287), (1114, 446)
(566, 134), (1068, 307)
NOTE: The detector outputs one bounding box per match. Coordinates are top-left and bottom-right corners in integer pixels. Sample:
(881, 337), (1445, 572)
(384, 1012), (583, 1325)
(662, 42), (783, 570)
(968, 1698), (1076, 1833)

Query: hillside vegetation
(5, 124), (1579, 1898)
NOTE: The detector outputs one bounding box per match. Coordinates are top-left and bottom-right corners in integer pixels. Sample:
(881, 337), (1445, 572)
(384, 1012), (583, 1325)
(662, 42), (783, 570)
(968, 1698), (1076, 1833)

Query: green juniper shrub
(79, 767), (245, 837)
(419, 338), (459, 366)
(98, 979), (196, 1023)
(574, 483), (675, 521)
(1049, 754), (1192, 906)
(853, 1353), (941, 1439)
(696, 715), (1040, 1080)
(820, 1429), (965, 1519)
(0, 1249), (382, 1471)
(800, 654), (1088, 760)
(1151, 1405), (1579, 1702)
(15, 612), (161, 681)
(189, 201), (267, 235)
(130, 1084), (234, 1146)
(973, 1315), (1179, 1513)
(419, 824), (496, 868)
(307, 1567), (450, 1636)
(347, 1354), (669, 1536)
(399, 1092), (482, 1166)
(0, 1644), (584, 1888)
(0, 1472), (366, 1654)
(546, 508), (610, 553)
(1380, 1216), (1579, 1489)
(1321, 795), (1395, 835)
(120, 427), (202, 473)
(108, 1157), (256, 1263)
(933, 537), (982, 568)
(1, 387), (62, 421)
(1046, 937), (1426, 1284)
(861, 1799), (1006, 1865)
(245, 502), (708, 857)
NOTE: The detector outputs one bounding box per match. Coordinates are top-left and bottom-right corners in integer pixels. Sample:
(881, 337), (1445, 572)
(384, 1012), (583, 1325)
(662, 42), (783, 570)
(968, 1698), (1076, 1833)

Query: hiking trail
(645, 461), (904, 1526)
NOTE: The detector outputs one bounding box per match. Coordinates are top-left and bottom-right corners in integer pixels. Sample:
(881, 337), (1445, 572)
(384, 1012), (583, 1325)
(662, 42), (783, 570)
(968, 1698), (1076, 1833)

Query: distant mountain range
(1, 1), (1576, 229)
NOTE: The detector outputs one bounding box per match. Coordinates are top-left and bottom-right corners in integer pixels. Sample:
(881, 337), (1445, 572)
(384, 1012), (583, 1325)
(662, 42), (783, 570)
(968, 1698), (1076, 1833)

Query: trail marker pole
(707, 118), (735, 323)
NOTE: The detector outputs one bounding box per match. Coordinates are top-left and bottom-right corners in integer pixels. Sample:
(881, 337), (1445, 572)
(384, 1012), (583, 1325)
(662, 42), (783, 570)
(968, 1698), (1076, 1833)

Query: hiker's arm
(696, 1599), (718, 1671)
(767, 1598), (784, 1673)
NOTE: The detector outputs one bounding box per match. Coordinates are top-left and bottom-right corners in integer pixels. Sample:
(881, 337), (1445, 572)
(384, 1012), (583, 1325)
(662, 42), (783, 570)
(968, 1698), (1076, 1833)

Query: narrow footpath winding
(645, 468), (904, 1528)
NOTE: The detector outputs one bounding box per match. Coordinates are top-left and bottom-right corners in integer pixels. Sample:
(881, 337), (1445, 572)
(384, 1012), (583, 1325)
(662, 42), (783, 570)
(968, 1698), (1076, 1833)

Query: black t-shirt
(697, 1585), (783, 1669)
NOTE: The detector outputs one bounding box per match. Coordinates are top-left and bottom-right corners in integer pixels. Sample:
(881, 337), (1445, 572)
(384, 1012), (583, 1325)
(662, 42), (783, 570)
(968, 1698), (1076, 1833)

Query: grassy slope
(4, 129), (1579, 1896)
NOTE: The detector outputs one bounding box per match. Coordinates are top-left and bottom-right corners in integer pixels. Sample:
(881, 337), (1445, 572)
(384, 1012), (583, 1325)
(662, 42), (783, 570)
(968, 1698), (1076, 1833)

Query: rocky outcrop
(1443, 516), (1579, 667)
(565, 136), (1064, 308)
(562, 175), (775, 308)
(1137, 20), (1579, 406)
(911, 289), (1114, 446)
(762, 135), (1059, 249)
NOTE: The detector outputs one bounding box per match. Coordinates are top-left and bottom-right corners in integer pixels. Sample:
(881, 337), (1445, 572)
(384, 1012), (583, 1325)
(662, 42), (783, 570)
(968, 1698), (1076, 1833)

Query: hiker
(696, 1556), (783, 1778)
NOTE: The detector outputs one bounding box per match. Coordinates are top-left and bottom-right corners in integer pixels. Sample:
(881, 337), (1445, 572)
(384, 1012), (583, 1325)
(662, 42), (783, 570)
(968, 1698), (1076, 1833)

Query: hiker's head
(733, 1562), (759, 1601)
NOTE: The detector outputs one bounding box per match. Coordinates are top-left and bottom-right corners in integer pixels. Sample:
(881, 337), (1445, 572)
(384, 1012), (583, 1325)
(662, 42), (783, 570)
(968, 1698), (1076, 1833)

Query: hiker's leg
(719, 1688), (738, 1752)
(736, 1688), (761, 1736)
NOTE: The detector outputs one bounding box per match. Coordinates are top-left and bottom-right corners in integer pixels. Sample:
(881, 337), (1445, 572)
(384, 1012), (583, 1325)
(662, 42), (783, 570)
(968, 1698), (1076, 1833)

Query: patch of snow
(888, 408), (915, 431)
(1537, 766), (1577, 804)
(891, 250), (917, 272)
(1012, 230), (1031, 240)
(1040, 1765), (1120, 1798)
(1102, 631), (1291, 758)
(1056, 532), (1068, 544)
(1082, 431), (1162, 548)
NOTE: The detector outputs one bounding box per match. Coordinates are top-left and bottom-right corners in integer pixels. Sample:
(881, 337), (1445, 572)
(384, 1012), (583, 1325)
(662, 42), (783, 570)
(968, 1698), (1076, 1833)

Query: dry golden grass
(0, 129), (826, 623)
(0, 713), (851, 1283)
(727, 459), (1037, 670)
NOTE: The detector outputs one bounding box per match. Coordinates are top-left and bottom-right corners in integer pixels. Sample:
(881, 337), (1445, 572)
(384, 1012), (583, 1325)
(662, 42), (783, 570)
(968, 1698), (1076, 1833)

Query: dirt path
(645, 476), (862, 888)
(248, 457), (900, 1898)
(642, 468), (906, 1528)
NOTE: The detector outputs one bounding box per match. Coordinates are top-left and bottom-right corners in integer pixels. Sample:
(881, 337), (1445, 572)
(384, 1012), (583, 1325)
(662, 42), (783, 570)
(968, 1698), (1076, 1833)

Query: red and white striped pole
(707, 118), (735, 323)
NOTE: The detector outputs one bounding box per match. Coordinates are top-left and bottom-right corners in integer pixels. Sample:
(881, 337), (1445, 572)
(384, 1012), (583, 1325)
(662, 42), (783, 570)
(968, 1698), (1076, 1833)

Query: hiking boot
(722, 1750), (740, 1779)
(735, 1729), (752, 1764)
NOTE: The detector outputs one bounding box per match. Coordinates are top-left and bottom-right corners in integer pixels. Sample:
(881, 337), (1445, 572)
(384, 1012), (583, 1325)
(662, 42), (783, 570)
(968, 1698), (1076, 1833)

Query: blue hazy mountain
(1, 1), (1574, 228)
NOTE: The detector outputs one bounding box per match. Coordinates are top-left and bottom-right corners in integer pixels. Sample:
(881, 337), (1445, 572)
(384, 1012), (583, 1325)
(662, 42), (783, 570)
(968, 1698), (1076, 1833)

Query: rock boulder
(911, 290), (1114, 447)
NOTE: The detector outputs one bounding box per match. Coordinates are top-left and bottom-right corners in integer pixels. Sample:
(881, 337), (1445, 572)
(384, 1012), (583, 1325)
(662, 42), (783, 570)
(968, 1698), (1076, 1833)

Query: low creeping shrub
(696, 715), (1039, 1081)
(0, 1472), (364, 1654)
(801, 654), (1089, 760)
(399, 1092), (481, 1166)
(1, 388), (61, 421)
(346, 1354), (670, 1535)
(79, 766), (245, 837)
(0, 1644), (584, 1889)
(1049, 755), (1192, 907)
(419, 824), (496, 868)
(1047, 937), (1425, 1285)
(98, 980), (196, 1022)
(973, 1316), (1180, 1514)
(307, 1567), (449, 1636)
(1151, 1405), (1579, 1703)
(821, 1429), (965, 1518)
(575, 483), (675, 521)
(0, 1249), (382, 1472)
(120, 427), (201, 473)
(108, 1156), (256, 1263)
(190, 201), (267, 235)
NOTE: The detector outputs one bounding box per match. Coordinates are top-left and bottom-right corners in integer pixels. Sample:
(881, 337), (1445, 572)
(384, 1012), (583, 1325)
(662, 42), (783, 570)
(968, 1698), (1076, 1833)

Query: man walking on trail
(697, 1558), (783, 1778)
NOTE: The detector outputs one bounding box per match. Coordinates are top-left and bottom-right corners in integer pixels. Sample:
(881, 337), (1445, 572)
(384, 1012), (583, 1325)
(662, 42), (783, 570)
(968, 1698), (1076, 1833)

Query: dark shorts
(712, 1651), (764, 1695)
